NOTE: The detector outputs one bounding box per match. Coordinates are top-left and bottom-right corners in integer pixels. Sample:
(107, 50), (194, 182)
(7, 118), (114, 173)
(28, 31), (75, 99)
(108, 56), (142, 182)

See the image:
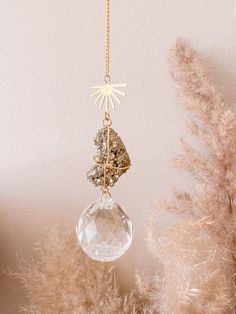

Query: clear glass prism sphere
(76, 193), (133, 262)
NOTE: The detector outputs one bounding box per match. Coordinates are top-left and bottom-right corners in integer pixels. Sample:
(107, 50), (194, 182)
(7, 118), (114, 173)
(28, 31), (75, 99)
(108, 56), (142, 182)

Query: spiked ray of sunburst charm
(91, 83), (127, 111)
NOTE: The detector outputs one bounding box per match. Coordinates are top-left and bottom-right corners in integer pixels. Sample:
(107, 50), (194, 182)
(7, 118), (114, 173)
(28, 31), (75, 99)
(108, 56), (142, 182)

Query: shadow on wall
(206, 53), (236, 106)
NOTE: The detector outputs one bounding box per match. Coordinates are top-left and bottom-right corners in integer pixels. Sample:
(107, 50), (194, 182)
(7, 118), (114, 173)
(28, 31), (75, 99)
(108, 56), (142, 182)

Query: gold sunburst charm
(91, 83), (127, 111)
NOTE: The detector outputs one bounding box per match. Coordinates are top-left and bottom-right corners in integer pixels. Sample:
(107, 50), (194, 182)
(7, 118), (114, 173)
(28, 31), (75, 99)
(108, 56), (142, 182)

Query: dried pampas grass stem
(143, 39), (236, 313)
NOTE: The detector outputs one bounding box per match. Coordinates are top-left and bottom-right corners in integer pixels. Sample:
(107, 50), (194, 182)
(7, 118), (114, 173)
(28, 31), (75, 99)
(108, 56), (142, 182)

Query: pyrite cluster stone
(87, 127), (131, 187)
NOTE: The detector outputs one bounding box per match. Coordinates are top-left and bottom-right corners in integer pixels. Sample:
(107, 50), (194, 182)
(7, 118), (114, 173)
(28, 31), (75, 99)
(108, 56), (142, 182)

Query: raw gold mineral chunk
(87, 127), (131, 187)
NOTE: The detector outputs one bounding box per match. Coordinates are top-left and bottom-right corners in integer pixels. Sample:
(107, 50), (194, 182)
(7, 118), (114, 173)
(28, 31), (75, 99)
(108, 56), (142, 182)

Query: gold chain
(104, 0), (110, 83)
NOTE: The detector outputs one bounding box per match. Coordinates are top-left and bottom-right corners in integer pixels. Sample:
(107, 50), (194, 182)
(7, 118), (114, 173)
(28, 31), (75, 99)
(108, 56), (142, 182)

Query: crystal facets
(87, 127), (131, 187)
(76, 194), (133, 262)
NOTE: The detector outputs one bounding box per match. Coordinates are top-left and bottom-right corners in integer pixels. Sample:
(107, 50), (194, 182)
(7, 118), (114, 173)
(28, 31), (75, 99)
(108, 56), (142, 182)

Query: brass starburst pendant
(91, 82), (127, 111)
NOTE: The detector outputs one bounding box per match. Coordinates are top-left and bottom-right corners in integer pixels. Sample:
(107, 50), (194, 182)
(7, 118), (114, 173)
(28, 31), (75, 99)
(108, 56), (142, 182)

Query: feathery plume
(146, 39), (236, 313)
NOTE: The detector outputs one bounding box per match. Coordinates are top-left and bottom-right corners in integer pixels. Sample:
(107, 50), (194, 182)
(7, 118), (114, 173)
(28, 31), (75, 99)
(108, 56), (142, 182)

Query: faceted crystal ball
(76, 193), (133, 262)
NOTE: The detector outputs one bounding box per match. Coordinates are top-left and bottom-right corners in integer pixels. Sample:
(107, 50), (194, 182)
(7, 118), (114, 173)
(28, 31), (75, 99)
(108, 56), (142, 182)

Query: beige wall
(0, 0), (236, 312)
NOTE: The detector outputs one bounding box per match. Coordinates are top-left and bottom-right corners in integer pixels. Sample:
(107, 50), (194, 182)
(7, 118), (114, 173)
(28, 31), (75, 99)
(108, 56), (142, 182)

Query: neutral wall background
(1, 1), (236, 312)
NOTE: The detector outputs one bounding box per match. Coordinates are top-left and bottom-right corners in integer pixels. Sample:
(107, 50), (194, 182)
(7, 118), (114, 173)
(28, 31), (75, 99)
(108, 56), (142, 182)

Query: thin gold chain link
(105, 0), (110, 83)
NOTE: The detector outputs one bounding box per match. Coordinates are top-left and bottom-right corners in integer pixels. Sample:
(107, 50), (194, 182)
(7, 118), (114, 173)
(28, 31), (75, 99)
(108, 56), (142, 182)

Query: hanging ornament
(76, 0), (133, 262)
